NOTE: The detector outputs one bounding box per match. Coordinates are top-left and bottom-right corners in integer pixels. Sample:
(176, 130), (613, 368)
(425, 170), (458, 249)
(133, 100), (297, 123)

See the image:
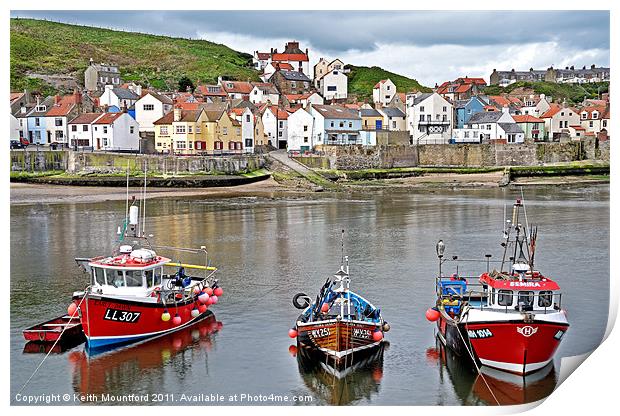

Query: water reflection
(295, 343), (386, 405)
(68, 313), (222, 400)
(428, 338), (557, 405)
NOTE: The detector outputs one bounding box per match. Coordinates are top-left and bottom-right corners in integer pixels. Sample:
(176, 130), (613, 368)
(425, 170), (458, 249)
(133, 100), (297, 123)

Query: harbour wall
(10, 150), (266, 175)
(295, 139), (609, 169)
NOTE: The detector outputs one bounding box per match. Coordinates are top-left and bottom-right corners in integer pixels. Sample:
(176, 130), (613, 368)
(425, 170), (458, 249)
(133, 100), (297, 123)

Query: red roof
(274, 62), (294, 70)
(93, 112), (123, 124)
(483, 105), (497, 111)
(456, 77), (487, 85)
(570, 125), (585, 131)
(195, 85), (227, 97)
(267, 105), (289, 119)
(271, 53), (308, 62)
(10, 92), (24, 103)
(256, 52), (270, 60)
(374, 80), (389, 89)
(540, 103), (562, 118)
(454, 84), (472, 93)
(512, 115), (544, 123)
(46, 95), (78, 116)
(479, 272), (560, 291)
(176, 102), (202, 111)
(579, 105), (607, 119)
(489, 95), (522, 108)
(221, 81), (254, 94)
(69, 113), (104, 124)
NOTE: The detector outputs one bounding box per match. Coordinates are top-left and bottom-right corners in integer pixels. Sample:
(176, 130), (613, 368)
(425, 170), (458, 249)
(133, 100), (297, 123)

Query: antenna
(142, 162), (147, 237)
(340, 229), (345, 266)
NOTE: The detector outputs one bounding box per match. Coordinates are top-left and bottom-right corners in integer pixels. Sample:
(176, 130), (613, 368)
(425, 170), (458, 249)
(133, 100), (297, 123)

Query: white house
(406, 92), (453, 144)
(286, 108), (315, 152)
(134, 91), (173, 134)
(319, 70), (348, 101)
(68, 113), (105, 148)
(452, 110), (523, 143)
(249, 83), (280, 105)
(262, 106), (289, 150)
(99, 85), (140, 110)
(373, 79), (397, 107)
(90, 112), (140, 150)
(284, 92), (324, 108)
(10, 113), (21, 141)
(309, 104), (362, 146)
(579, 105), (608, 136)
(540, 103), (580, 141)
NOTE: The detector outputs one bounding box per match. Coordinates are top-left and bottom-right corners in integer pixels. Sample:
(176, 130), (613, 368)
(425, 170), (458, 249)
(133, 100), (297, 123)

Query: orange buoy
(426, 307), (440, 322)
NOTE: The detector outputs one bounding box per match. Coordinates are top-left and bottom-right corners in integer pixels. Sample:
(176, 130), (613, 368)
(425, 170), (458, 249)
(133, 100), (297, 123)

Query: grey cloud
(11, 10), (610, 53)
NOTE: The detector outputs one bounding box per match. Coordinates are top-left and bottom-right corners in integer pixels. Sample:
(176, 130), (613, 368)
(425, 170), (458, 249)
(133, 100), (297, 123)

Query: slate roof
(112, 88), (139, 100)
(69, 113), (104, 124)
(278, 70), (311, 82)
(93, 112), (124, 125)
(153, 109), (204, 125)
(147, 91), (173, 104)
(380, 107), (406, 118)
(26, 97), (54, 117)
(252, 83), (279, 94)
(412, 93), (433, 106)
(467, 111), (505, 124)
(312, 104), (360, 120)
(360, 108), (381, 117)
(498, 123), (524, 134)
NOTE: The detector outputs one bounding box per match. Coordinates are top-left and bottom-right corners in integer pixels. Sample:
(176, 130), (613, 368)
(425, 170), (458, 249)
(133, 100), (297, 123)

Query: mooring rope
(13, 287), (90, 402)
(458, 311), (501, 406)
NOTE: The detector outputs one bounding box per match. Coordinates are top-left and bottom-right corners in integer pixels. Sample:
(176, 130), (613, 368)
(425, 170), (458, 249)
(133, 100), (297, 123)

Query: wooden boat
(69, 171), (224, 352)
(427, 198), (569, 375)
(22, 315), (85, 344)
(290, 232), (389, 371)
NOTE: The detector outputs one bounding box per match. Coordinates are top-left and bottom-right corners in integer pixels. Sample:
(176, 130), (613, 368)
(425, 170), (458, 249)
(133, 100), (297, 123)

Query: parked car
(10, 140), (26, 149)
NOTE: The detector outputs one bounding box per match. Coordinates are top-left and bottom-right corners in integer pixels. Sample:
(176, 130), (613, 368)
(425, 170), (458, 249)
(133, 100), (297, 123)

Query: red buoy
(288, 345), (298, 356)
(198, 304), (208, 314)
(203, 287), (213, 296)
(288, 328), (298, 338)
(67, 302), (78, 317)
(426, 307), (440, 322)
(321, 303), (329, 313)
(172, 314), (182, 326)
(372, 330), (383, 342)
(210, 295), (218, 304)
(214, 287), (224, 297)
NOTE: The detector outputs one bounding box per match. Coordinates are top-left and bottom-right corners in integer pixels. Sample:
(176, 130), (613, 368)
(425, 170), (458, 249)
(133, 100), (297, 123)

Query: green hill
(345, 64), (431, 101)
(10, 18), (260, 94)
(483, 81), (609, 105)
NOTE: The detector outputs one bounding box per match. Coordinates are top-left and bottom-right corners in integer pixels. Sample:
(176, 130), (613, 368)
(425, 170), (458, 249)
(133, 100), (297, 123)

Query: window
(35, 118), (40, 127)
(290, 81), (296, 88)
(279, 121), (284, 128)
(188, 125), (193, 133)
(55, 131), (64, 140)
(392, 121), (396, 129)
(386, 85), (391, 90)
(176, 125), (186, 134)
(71, 125), (77, 132)
(196, 126), (201, 133)
(487, 124), (492, 130)
(443, 115), (447, 122)
(103, 126), (108, 134)
(93, 268), (106, 286)
(143, 104), (155, 111)
(589, 121), (594, 128)
(222, 127), (228, 135)
(339, 122), (344, 128)
(497, 290), (513, 306)
(111, 270), (125, 287)
(130, 126), (135, 134)
(464, 131), (470, 138)
(125, 271), (143, 287)
(443, 106), (447, 112)
(419, 115), (425, 121)
(303, 136), (308, 143)
(518, 291), (534, 308)
(145, 269), (157, 288)
(603, 120), (607, 128)
(303, 125), (308, 132)
(538, 291), (553, 307)
(246, 115), (251, 122)
(330, 121), (334, 127)
(83, 125), (89, 132)
(592, 112), (598, 119)
(245, 138), (253, 147)
(214, 141), (223, 150)
(103, 138), (108, 146)
(420, 106), (425, 112)
(176, 141), (186, 149)
(189, 142), (193, 149)
(55, 118), (63, 126)
(327, 86), (337, 91)
(160, 126), (168, 135)
(278, 131), (283, 137)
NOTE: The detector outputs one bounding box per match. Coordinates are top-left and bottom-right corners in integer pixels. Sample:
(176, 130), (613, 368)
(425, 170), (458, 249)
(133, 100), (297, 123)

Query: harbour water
(10, 185), (609, 405)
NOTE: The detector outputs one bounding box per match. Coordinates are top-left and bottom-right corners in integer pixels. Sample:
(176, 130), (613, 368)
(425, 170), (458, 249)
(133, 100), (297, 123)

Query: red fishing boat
(426, 198), (569, 375)
(68, 172), (224, 352)
(289, 231), (389, 371)
(22, 315), (85, 343)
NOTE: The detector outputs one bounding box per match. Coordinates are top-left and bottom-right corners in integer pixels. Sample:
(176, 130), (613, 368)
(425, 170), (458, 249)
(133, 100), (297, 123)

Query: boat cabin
(479, 271), (561, 312)
(88, 247), (171, 297)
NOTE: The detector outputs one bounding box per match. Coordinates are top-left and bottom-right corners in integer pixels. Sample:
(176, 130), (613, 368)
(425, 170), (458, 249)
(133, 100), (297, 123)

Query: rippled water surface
(10, 185), (609, 405)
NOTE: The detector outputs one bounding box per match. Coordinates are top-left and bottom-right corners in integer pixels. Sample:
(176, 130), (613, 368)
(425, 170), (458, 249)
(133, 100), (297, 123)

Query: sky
(10, 10), (610, 86)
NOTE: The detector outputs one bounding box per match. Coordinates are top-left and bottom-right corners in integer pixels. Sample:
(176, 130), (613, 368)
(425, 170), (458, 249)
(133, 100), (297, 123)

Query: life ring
(292, 293), (311, 309)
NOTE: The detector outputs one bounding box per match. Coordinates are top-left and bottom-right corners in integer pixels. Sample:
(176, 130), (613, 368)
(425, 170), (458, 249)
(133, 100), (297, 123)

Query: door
(376, 120), (382, 130)
(96, 138), (101, 150)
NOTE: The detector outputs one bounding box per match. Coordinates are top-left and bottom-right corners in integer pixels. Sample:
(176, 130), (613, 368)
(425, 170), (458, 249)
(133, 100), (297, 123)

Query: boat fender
(292, 293), (311, 309)
(382, 322), (391, 332)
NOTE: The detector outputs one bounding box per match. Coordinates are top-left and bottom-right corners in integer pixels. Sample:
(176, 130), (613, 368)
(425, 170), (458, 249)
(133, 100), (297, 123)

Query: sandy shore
(10, 177), (292, 205)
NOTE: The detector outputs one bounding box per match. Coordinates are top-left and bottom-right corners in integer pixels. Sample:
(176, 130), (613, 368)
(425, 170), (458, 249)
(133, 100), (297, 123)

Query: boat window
(538, 291), (553, 307)
(93, 268), (105, 286)
(125, 270), (143, 287)
(154, 267), (162, 287)
(111, 270), (126, 287)
(490, 288), (496, 305)
(145, 270), (155, 287)
(518, 291), (534, 307)
(497, 290), (513, 306)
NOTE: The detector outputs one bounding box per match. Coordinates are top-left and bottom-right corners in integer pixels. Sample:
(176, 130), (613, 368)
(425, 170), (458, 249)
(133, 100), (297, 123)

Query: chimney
(89, 57), (94, 65)
(591, 64), (596, 69)
(73, 88), (81, 104)
(54, 95), (61, 105)
(570, 65), (574, 70)
(105, 84), (113, 91)
(20, 105), (27, 114)
(565, 66), (569, 70)
(502, 105), (509, 114)
(173, 107), (182, 122)
(529, 67), (533, 72)
(583, 65), (586, 70)
(305, 48), (308, 55)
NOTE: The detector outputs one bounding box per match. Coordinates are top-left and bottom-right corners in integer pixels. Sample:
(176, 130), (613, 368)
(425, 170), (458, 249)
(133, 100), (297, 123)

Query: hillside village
(10, 38), (611, 155)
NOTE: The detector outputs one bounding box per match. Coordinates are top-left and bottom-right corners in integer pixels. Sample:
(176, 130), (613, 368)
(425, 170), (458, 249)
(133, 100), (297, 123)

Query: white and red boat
(70, 175), (223, 352)
(427, 198), (569, 375)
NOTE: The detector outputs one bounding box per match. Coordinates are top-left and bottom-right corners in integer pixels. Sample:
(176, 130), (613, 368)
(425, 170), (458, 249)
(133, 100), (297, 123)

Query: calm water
(10, 185), (609, 405)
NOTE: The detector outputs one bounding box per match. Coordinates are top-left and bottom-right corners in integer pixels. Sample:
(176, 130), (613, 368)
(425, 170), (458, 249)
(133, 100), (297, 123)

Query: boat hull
(74, 293), (211, 351)
(23, 315), (85, 344)
(296, 319), (383, 371)
(437, 311), (568, 375)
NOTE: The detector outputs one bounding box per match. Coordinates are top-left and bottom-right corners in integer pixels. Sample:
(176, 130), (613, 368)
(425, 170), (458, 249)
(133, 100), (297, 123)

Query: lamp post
(436, 239), (445, 276)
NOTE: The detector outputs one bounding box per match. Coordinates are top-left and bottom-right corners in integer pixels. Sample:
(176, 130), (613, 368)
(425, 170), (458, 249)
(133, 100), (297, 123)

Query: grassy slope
(483, 81), (610, 105)
(346, 64), (431, 101)
(10, 18), (260, 93)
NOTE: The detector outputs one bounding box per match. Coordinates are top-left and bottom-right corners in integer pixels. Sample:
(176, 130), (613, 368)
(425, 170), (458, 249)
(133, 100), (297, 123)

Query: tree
(178, 76), (195, 93)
